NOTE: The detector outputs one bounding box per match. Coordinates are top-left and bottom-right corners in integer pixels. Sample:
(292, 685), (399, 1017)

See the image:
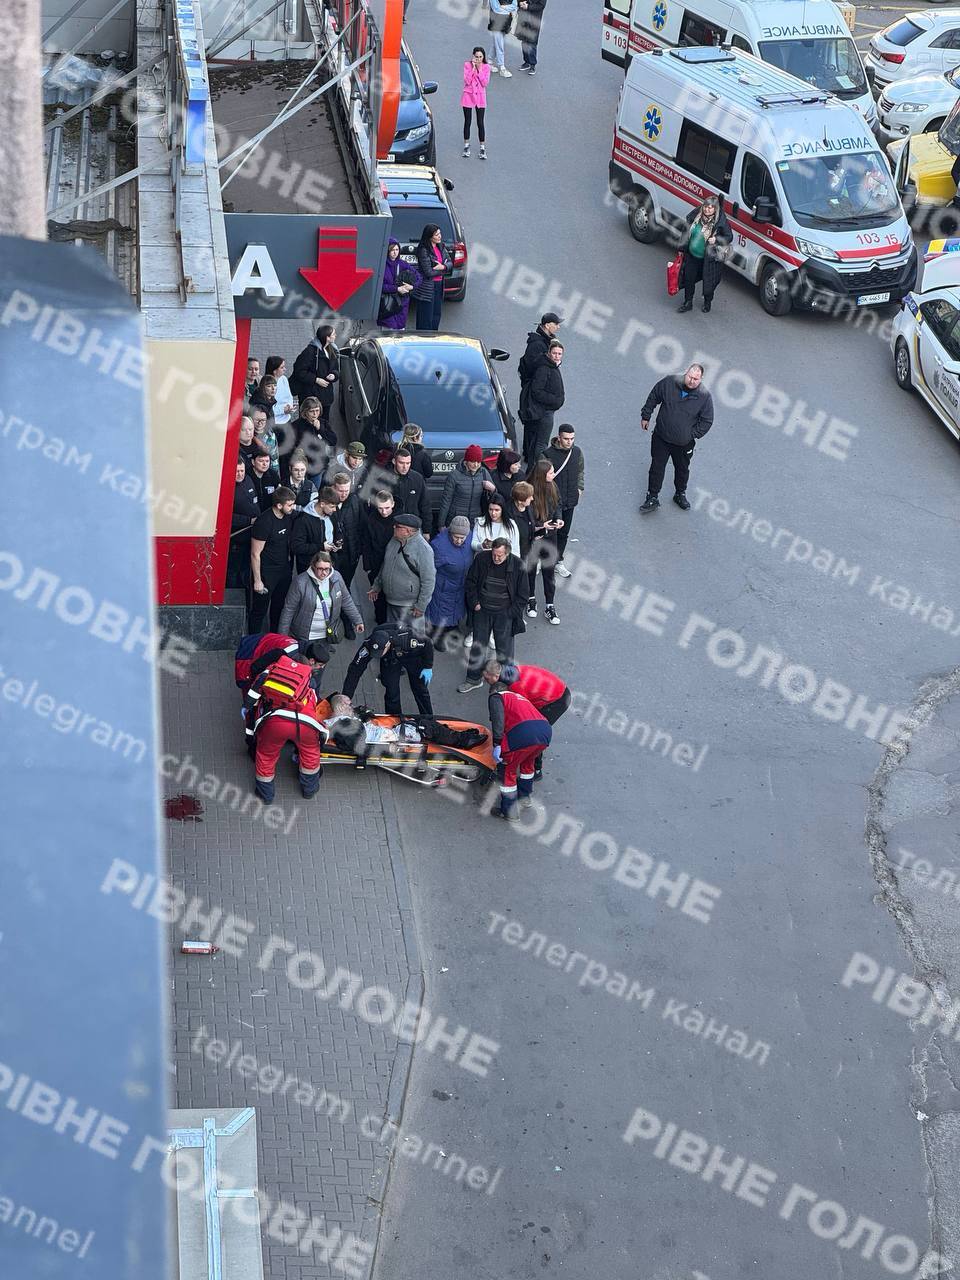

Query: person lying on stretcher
(321, 693), (489, 772)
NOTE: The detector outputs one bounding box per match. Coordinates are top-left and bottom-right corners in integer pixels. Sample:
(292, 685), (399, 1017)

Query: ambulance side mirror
(753, 195), (778, 225)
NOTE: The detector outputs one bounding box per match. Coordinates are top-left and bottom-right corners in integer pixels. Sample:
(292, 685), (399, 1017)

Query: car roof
(381, 172), (444, 200)
(921, 251), (960, 290)
(371, 333), (488, 382)
(902, 10), (943, 26)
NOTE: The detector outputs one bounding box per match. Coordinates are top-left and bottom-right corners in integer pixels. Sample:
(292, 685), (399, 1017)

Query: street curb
(359, 769), (425, 1280)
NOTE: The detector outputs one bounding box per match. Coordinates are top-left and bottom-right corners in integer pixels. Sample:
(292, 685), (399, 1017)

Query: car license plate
(401, 254), (416, 264)
(432, 461), (456, 472)
(381, 154), (396, 163)
(857, 291), (891, 305)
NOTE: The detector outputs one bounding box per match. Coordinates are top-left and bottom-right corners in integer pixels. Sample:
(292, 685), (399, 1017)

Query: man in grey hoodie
(368, 513), (437, 635)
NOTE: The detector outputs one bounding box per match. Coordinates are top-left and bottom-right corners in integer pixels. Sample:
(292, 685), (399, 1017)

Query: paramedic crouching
(639, 364), (714, 514)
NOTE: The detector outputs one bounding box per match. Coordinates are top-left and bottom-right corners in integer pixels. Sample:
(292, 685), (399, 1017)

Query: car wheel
(627, 190), (659, 243)
(894, 337), (914, 390)
(759, 263), (793, 317)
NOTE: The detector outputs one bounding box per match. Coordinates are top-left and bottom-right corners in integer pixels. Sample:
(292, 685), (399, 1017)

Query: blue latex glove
(492, 745), (502, 763)
(421, 668), (433, 686)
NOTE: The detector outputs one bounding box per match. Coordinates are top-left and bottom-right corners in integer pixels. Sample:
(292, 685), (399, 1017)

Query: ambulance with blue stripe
(609, 47), (917, 315)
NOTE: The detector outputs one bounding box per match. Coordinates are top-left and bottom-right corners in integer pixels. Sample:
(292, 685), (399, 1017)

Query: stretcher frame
(318, 715), (497, 788)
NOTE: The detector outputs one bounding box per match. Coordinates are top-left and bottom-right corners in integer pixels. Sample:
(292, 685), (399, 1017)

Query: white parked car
(877, 66), (960, 146)
(892, 250), (960, 438)
(866, 11), (960, 92)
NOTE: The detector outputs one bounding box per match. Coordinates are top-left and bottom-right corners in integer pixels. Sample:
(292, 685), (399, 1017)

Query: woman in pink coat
(461, 47), (491, 160)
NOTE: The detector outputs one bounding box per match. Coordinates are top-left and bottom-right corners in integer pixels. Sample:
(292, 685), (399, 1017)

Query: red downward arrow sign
(299, 227), (374, 310)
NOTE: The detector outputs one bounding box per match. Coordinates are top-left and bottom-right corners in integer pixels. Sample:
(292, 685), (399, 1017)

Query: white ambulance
(609, 46), (917, 315)
(601, 0), (876, 131)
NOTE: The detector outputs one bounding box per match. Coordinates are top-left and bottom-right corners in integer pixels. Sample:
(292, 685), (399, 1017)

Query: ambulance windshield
(758, 37), (867, 98)
(775, 153), (899, 227)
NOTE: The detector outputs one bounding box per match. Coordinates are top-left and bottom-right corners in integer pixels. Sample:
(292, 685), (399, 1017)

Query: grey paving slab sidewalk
(162, 650), (421, 1280)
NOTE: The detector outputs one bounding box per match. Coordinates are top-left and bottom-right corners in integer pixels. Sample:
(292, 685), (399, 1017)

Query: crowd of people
(231, 310), (582, 819)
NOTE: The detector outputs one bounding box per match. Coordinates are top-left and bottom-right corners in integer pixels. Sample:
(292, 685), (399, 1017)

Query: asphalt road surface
(371, 3), (960, 1277)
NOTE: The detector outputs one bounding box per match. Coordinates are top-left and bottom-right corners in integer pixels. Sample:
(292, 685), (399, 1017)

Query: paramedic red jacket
(235, 632), (299, 691)
(247, 683), (330, 759)
(488, 688), (551, 753)
(498, 663), (567, 710)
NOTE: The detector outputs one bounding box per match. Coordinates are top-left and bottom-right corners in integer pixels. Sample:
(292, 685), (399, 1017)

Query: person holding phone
(525, 459), (563, 625)
(413, 225), (452, 331)
(462, 47), (491, 158)
(472, 497), (520, 557)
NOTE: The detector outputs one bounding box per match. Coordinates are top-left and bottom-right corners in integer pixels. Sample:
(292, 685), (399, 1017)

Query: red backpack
(248, 655), (314, 714)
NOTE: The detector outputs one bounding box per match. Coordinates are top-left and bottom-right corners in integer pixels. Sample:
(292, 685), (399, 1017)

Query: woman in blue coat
(425, 516), (474, 647)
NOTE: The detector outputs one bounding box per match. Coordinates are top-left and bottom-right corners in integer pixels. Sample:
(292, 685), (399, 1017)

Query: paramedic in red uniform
(487, 686), (552, 821)
(235, 634), (330, 696)
(483, 659), (569, 779)
(245, 661), (329, 804)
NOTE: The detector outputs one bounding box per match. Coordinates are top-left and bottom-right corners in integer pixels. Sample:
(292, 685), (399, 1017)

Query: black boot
(640, 493), (660, 513)
(677, 300), (693, 313)
(673, 492), (691, 510)
(702, 299), (712, 313)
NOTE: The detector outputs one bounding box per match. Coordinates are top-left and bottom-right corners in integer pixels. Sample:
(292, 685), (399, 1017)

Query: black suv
(378, 163), (468, 301)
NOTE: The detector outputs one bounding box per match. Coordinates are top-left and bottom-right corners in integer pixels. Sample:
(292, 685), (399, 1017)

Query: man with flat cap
(368, 512), (437, 636)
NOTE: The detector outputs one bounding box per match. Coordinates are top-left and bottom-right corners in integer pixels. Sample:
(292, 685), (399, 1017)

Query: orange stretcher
(319, 714), (497, 788)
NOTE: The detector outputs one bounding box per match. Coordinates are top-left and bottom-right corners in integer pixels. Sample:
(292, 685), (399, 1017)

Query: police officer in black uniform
(341, 624), (434, 716)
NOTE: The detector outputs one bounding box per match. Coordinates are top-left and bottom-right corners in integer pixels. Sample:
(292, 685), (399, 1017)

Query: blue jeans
(521, 40), (538, 66)
(415, 282), (443, 331)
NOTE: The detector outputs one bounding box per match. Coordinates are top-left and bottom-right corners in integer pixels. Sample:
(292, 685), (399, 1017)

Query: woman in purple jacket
(378, 238), (417, 330)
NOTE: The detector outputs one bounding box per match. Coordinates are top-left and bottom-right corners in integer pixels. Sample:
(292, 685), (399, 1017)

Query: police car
(892, 241), (960, 437)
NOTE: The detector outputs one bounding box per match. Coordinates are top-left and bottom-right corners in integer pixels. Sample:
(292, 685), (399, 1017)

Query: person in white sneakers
(488, 0), (517, 77)
(461, 48), (491, 159)
(535, 424), (583, 578)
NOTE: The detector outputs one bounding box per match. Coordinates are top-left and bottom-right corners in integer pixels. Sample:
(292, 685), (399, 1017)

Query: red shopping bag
(666, 251), (684, 297)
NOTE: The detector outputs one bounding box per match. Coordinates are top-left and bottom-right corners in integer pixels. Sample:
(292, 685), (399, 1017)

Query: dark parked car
(339, 333), (516, 509)
(378, 163), (468, 300)
(388, 45), (437, 167)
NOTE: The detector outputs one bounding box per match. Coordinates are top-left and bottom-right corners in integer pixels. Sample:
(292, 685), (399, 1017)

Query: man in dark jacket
(520, 341), (565, 466)
(516, 0), (547, 72)
(438, 445), (485, 529)
(229, 458), (261, 588)
(249, 448), (281, 511)
(518, 312), (562, 390)
(459, 538), (527, 692)
(639, 364), (714, 513)
(536, 424), (583, 577)
(329, 471), (362, 592)
(361, 491), (397, 625)
(291, 487), (341, 573)
(389, 447), (432, 529)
